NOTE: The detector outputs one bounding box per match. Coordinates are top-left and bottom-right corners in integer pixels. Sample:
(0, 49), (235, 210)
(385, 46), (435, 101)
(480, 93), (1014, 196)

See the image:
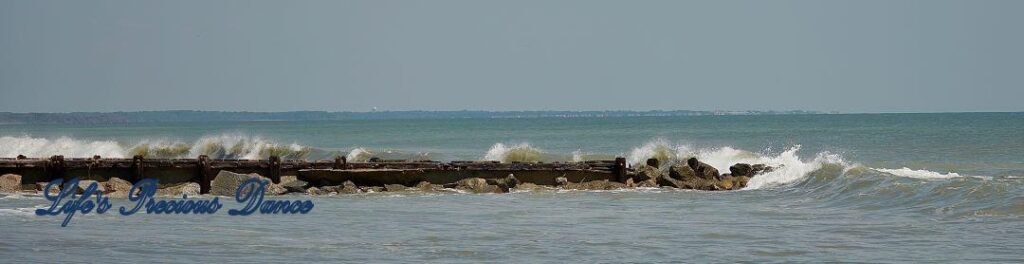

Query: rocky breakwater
(654, 158), (775, 191)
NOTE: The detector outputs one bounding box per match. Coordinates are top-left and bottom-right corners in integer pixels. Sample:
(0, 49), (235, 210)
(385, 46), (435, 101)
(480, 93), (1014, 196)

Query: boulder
(0, 174), (22, 193)
(634, 166), (662, 182)
(35, 182), (60, 194)
(454, 178), (503, 193)
(415, 181), (445, 192)
(76, 180), (106, 194)
(210, 171), (282, 196)
(305, 187), (324, 195)
(718, 176), (735, 190)
(669, 165), (697, 180)
(487, 174), (520, 192)
(555, 177), (569, 187)
(280, 179), (309, 193)
(729, 163), (754, 177)
(103, 177), (134, 198)
(751, 164), (776, 176)
(656, 175), (685, 188)
(279, 175), (298, 184)
(360, 186), (384, 193)
(732, 176), (751, 189)
(686, 158), (720, 180)
(341, 181), (360, 194)
(157, 182), (201, 197)
(564, 180), (626, 190)
(384, 184), (409, 192)
(513, 182), (549, 191)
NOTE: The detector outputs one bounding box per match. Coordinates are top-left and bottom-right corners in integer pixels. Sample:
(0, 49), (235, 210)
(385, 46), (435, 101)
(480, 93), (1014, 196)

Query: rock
(733, 176), (751, 189)
(76, 180), (106, 194)
(669, 165), (697, 180)
(280, 179), (309, 193)
(103, 177), (132, 192)
(360, 186), (384, 193)
(341, 181), (360, 193)
(102, 177), (134, 198)
(305, 187), (324, 195)
(35, 182), (60, 194)
(657, 175), (720, 190)
(0, 174), (22, 192)
(454, 178), (503, 193)
(634, 166), (662, 182)
(751, 164), (776, 176)
(729, 163), (754, 177)
(210, 171), (280, 196)
(279, 175), (298, 184)
(564, 180), (626, 190)
(555, 177), (569, 186)
(415, 181), (445, 192)
(513, 182), (549, 191)
(384, 184), (409, 192)
(487, 174), (520, 192)
(686, 158), (720, 180)
(718, 176), (735, 190)
(657, 175), (685, 188)
(157, 182), (201, 197)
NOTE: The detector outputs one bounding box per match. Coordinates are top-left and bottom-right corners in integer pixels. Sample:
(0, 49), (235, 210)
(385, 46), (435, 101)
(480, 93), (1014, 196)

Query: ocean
(1, 112), (1022, 262)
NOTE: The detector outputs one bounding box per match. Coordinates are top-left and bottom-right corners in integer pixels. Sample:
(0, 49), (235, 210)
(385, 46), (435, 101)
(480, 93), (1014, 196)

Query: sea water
(1, 113), (1022, 262)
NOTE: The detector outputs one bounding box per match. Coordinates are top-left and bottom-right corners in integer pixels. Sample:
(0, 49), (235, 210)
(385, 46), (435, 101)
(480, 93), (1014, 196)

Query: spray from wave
(483, 143), (546, 163)
(0, 134), (311, 160)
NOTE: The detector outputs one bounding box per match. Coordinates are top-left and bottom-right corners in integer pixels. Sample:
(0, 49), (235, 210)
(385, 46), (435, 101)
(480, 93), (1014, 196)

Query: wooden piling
(614, 157), (627, 182)
(197, 155), (212, 194)
(131, 155), (145, 183)
(268, 155), (281, 184)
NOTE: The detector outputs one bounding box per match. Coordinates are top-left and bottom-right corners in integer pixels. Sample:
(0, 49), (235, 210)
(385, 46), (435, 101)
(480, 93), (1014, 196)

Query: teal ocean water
(1, 113), (1022, 262)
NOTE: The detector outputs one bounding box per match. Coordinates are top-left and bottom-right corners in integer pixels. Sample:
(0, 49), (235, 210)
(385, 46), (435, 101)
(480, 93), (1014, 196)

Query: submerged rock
(0, 174), (22, 193)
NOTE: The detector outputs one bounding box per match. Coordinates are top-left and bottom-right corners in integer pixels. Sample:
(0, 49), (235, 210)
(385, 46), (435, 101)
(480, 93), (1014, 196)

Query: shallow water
(1, 113), (1023, 262)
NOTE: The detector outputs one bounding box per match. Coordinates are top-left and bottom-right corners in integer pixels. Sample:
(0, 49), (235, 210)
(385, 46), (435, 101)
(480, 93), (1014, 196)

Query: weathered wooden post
(614, 157), (628, 182)
(15, 155), (25, 168)
(197, 155), (212, 194)
(268, 155), (281, 184)
(334, 156), (347, 170)
(646, 158), (660, 168)
(46, 155), (65, 182)
(131, 155), (145, 183)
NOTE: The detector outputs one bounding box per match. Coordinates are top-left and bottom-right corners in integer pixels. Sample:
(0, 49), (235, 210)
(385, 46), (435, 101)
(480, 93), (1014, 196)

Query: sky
(1, 0), (1021, 113)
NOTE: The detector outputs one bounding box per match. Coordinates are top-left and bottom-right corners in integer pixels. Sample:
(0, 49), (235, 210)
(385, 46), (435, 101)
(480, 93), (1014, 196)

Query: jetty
(0, 155), (769, 194)
(0, 155), (628, 193)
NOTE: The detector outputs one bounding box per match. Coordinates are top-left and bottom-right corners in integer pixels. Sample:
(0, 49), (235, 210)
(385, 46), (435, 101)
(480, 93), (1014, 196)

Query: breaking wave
(0, 134), (311, 160)
(483, 143), (546, 163)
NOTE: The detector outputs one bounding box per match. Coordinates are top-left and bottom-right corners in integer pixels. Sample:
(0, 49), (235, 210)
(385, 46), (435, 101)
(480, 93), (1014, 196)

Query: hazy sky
(1, 0), (1021, 113)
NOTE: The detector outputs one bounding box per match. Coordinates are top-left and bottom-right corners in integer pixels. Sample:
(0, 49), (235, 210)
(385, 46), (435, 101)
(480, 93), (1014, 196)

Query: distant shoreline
(0, 110), (836, 124)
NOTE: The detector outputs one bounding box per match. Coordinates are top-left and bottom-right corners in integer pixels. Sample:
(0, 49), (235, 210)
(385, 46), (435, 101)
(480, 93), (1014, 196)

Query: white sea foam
(873, 167), (965, 179)
(624, 139), (853, 190)
(0, 136), (127, 158)
(0, 134), (308, 160)
(346, 147), (374, 162)
(483, 143), (544, 162)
